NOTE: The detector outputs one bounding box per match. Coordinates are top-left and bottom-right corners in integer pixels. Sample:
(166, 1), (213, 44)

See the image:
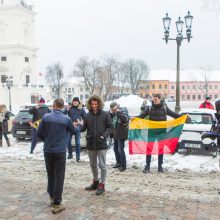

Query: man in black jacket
(110, 102), (129, 172)
(137, 93), (182, 173)
(37, 98), (78, 214)
(80, 95), (113, 195)
(29, 97), (50, 154)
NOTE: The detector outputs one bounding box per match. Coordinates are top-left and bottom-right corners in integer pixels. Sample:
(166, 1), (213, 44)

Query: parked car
(177, 109), (219, 156)
(12, 109), (32, 140)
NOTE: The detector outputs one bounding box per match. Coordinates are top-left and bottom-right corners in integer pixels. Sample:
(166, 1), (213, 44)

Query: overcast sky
(30, 0), (220, 75)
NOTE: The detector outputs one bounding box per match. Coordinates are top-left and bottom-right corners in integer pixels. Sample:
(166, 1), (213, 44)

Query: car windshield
(186, 113), (213, 124)
(15, 111), (32, 120)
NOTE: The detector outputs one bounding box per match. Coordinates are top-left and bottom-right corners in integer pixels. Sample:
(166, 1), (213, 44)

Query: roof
(149, 69), (220, 82)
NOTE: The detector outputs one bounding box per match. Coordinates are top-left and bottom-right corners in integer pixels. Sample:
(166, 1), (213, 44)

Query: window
(187, 95), (190, 100)
(192, 95), (196, 100)
(215, 95), (218, 99)
(25, 57), (29, 62)
(171, 85), (175, 90)
(209, 95), (212, 99)
(26, 75), (30, 84)
(198, 95), (201, 100)
(159, 84), (162, 89)
(209, 85), (212, 90)
(193, 85), (196, 90)
(215, 85), (218, 90)
(1, 56), (7, 61)
(1, 75), (6, 83)
(182, 85), (185, 90)
(146, 85), (149, 90)
(68, 88), (71, 93)
(187, 85), (190, 90)
(72, 88), (74, 93)
(152, 84), (155, 89)
(164, 84), (168, 89)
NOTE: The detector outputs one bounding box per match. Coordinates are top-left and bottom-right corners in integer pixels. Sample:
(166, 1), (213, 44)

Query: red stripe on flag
(129, 138), (179, 155)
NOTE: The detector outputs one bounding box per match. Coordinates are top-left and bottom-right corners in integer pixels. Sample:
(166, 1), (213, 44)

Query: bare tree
(124, 59), (149, 95)
(74, 57), (99, 95)
(196, 67), (212, 97)
(98, 55), (120, 101)
(115, 62), (128, 96)
(45, 62), (65, 98)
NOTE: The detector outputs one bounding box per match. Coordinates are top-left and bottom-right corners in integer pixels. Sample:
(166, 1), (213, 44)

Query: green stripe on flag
(128, 124), (184, 143)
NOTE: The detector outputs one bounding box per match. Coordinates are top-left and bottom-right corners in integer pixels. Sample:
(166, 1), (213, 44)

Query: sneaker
(112, 163), (120, 168)
(52, 204), (65, 214)
(119, 167), (126, 172)
(67, 154), (73, 159)
(158, 167), (164, 173)
(143, 165), (150, 173)
(96, 183), (105, 196)
(85, 180), (99, 191)
(76, 158), (80, 163)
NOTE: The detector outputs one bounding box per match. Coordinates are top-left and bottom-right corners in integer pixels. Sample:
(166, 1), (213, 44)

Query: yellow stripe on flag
(130, 114), (187, 130)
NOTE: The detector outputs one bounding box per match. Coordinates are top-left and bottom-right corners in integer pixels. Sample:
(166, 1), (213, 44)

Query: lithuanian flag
(128, 115), (187, 155)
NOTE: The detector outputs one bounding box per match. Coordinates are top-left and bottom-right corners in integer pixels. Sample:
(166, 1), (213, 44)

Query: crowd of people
(1, 94), (220, 214)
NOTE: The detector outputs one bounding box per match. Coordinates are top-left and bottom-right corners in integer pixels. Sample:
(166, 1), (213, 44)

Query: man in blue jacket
(37, 98), (78, 214)
(64, 97), (86, 161)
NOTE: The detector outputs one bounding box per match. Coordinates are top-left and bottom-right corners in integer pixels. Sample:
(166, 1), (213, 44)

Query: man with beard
(79, 95), (113, 195)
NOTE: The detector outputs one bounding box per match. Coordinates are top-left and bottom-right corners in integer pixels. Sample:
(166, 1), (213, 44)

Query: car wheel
(16, 137), (25, 141)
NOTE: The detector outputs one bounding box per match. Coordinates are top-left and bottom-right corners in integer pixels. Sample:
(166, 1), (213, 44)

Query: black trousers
(44, 152), (66, 204)
(0, 122), (2, 145)
(146, 154), (163, 167)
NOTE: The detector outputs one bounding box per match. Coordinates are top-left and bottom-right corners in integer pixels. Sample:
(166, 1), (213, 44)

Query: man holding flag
(132, 93), (184, 173)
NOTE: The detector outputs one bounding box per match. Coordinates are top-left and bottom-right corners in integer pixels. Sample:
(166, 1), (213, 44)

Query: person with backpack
(137, 93), (182, 173)
(29, 97), (51, 154)
(199, 97), (214, 109)
(110, 102), (129, 172)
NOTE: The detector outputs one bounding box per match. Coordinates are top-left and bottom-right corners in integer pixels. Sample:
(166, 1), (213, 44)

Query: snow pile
(105, 95), (149, 115)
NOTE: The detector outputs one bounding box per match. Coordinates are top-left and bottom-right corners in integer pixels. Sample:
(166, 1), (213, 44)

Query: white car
(177, 108), (219, 156)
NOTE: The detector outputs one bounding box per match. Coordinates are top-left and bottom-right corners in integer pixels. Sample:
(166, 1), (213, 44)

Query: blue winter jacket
(37, 110), (77, 153)
(64, 104), (86, 122)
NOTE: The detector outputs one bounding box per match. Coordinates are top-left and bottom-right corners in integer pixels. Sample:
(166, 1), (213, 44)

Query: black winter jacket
(29, 105), (51, 122)
(112, 110), (129, 140)
(2, 111), (10, 133)
(81, 110), (113, 150)
(138, 101), (181, 121)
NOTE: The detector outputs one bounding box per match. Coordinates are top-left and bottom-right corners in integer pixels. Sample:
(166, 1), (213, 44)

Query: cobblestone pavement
(1, 158), (220, 220)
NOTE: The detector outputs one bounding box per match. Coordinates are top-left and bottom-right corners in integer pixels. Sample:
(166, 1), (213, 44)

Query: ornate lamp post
(5, 76), (13, 111)
(162, 11), (193, 113)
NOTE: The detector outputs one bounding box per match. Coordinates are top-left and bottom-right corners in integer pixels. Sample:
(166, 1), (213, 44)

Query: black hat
(72, 97), (79, 102)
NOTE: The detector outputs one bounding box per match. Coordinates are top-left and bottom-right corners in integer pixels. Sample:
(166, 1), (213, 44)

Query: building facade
(0, 0), (47, 111)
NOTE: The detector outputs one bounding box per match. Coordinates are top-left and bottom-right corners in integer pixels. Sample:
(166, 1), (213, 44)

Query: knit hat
(39, 97), (45, 103)
(72, 97), (79, 102)
(110, 101), (118, 109)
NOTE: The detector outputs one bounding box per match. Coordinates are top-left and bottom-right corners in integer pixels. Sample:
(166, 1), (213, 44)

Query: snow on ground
(1, 95), (219, 173)
(0, 135), (219, 173)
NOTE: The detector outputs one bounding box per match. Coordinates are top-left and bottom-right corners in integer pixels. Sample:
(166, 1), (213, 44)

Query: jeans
(87, 150), (107, 183)
(67, 130), (81, 159)
(146, 154), (164, 168)
(114, 139), (127, 169)
(0, 122), (2, 146)
(31, 128), (38, 152)
(44, 152), (66, 204)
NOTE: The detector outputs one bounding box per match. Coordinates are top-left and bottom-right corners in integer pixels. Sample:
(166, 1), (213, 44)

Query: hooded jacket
(81, 95), (113, 150)
(29, 105), (51, 122)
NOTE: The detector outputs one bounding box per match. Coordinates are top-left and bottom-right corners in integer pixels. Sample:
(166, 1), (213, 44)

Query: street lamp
(162, 11), (193, 113)
(5, 76), (13, 111)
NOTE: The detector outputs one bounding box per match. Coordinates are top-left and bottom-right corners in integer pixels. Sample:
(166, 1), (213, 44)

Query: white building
(0, 0), (47, 112)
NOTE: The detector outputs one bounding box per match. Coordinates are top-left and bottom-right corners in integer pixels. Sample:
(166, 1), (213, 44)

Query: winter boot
(85, 180), (99, 191)
(96, 183), (105, 196)
(143, 165), (150, 173)
(52, 204), (65, 214)
(67, 153), (73, 159)
(0, 140), (2, 147)
(6, 139), (11, 147)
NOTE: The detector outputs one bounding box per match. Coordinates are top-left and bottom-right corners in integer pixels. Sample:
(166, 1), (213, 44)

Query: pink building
(169, 81), (220, 102)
